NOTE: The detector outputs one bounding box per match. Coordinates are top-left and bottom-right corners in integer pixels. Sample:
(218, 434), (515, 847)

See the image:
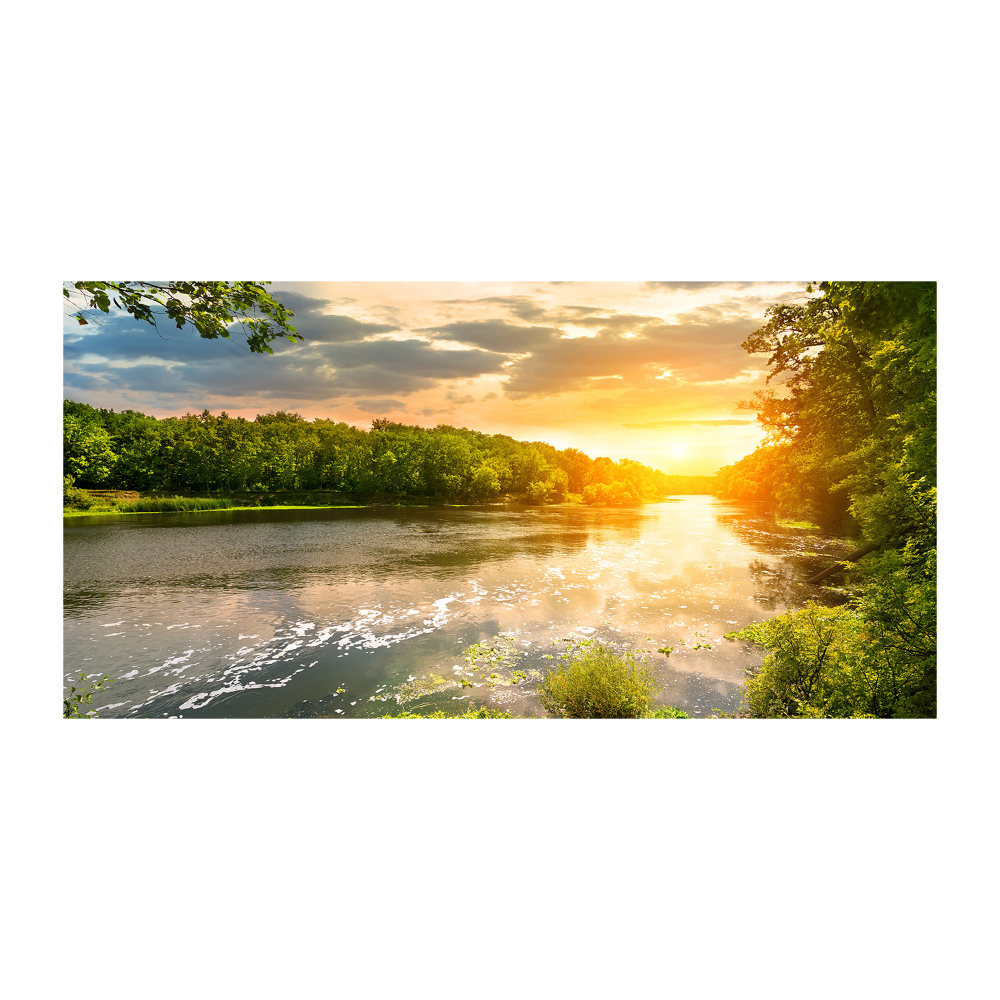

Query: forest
(714, 281), (937, 718)
(63, 402), (714, 505)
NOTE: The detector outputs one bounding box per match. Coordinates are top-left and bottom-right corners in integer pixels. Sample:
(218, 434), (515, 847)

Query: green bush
(115, 496), (234, 512)
(729, 581), (934, 718)
(63, 475), (95, 509)
(64, 486), (95, 510)
(537, 640), (658, 718)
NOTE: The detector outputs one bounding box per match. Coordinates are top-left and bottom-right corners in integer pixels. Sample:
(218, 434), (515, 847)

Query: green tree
(719, 281), (936, 717)
(720, 281), (935, 538)
(63, 411), (116, 484)
(64, 281), (299, 355)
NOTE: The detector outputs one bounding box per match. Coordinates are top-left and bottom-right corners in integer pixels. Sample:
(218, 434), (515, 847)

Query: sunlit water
(63, 497), (848, 718)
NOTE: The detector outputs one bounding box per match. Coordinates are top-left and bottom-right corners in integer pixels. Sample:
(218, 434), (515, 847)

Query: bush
(729, 584), (934, 718)
(648, 705), (690, 718)
(537, 640), (658, 718)
(115, 496), (234, 512)
(63, 474), (95, 509)
(64, 486), (95, 510)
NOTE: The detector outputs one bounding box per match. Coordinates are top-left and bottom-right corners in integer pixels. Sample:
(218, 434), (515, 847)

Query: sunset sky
(63, 280), (808, 476)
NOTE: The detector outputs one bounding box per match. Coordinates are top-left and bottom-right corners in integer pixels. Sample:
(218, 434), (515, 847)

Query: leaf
(76, 316), (88, 325)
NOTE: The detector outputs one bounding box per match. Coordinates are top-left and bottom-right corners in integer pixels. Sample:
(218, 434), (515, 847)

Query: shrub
(64, 475), (95, 509)
(64, 486), (95, 510)
(729, 585), (934, 718)
(115, 496), (234, 512)
(537, 640), (658, 718)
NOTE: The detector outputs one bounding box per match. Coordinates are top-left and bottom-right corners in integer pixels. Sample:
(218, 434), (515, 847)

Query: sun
(670, 443), (687, 458)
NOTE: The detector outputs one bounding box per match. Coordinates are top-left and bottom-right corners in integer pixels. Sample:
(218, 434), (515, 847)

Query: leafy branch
(64, 281), (300, 355)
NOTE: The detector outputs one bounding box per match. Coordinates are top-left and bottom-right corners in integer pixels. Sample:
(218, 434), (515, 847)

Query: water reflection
(64, 497), (847, 719)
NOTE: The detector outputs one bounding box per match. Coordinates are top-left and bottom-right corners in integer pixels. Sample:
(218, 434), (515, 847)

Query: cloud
(354, 398), (407, 412)
(420, 320), (560, 353)
(621, 419), (755, 428)
(327, 339), (506, 379)
(554, 311), (662, 333)
(642, 281), (773, 291)
(65, 313), (509, 403)
(63, 372), (105, 390)
(435, 296), (551, 322)
(271, 290), (399, 342)
(500, 315), (762, 397)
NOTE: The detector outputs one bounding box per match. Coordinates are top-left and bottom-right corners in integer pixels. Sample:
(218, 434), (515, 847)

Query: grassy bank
(63, 486), (686, 517)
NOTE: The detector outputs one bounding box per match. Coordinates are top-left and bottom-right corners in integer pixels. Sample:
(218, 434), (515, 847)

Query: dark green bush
(538, 641), (658, 718)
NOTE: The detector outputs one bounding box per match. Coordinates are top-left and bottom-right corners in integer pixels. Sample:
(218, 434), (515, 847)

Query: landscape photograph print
(62, 280), (936, 720)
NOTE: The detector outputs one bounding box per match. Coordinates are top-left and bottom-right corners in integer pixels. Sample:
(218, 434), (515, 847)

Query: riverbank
(63, 487), (691, 517)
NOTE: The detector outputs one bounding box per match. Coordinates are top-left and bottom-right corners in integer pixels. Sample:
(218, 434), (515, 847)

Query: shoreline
(63, 493), (697, 518)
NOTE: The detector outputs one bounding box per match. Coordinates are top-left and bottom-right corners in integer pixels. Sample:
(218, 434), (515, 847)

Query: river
(62, 497), (847, 718)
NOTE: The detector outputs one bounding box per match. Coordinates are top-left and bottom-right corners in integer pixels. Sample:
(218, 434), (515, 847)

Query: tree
(722, 281), (936, 537)
(63, 281), (299, 355)
(718, 281), (936, 717)
(63, 411), (116, 484)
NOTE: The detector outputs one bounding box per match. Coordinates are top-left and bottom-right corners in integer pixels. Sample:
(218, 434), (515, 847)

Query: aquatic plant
(382, 706), (515, 719)
(394, 672), (454, 703)
(64, 672), (113, 719)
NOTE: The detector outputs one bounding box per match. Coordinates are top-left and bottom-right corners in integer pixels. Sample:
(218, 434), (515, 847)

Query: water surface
(63, 498), (846, 718)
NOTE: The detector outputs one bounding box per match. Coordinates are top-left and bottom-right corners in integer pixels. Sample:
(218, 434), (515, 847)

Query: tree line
(716, 281), (936, 717)
(63, 401), (714, 504)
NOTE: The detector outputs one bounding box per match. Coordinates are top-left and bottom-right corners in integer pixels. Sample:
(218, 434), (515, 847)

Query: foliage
(729, 582), (935, 718)
(62, 401), (703, 504)
(115, 496), (234, 513)
(381, 706), (515, 718)
(714, 282), (936, 717)
(715, 281), (935, 538)
(64, 414), (116, 485)
(65, 281), (299, 355)
(537, 639), (659, 718)
(63, 475), (95, 509)
(647, 705), (690, 718)
(64, 673), (112, 719)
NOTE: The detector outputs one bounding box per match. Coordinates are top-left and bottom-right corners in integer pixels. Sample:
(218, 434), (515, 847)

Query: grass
(382, 706), (515, 718)
(63, 501), (368, 517)
(114, 496), (235, 513)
